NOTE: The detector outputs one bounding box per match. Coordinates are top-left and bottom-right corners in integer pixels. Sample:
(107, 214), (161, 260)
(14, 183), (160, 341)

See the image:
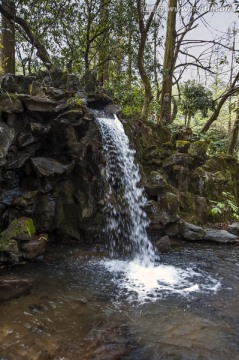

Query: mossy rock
(0, 218), (35, 252)
(188, 140), (209, 157)
(176, 140), (191, 153)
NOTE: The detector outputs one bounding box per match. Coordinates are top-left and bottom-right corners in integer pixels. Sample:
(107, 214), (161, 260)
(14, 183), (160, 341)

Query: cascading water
(95, 112), (156, 267)
(95, 111), (220, 303)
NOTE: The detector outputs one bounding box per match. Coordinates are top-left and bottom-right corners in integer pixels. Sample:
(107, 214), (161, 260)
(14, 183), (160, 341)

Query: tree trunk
(160, 0), (177, 123)
(98, 0), (109, 86)
(136, 0), (160, 120)
(0, 2), (52, 68)
(137, 33), (153, 120)
(1, 0), (15, 74)
(228, 96), (239, 156)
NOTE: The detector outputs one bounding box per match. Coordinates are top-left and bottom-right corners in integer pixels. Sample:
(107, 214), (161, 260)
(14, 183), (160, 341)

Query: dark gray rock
(0, 94), (23, 113)
(204, 229), (239, 244)
(144, 171), (169, 196)
(0, 123), (15, 166)
(18, 94), (56, 112)
(0, 276), (34, 303)
(104, 103), (121, 114)
(181, 222), (205, 241)
(1, 73), (34, 94)
(31, 157), (74, 177)
(228, 223), (239, 237)
(155, 235), (171, 253)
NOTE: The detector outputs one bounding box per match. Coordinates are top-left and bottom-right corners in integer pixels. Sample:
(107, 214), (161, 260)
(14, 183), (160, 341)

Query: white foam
(101, 259), (221, 303)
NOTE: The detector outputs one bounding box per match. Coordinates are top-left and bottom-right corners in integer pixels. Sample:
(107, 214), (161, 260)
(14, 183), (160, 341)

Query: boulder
(31, 157), (74, 177)
(19, 234), (48, 260)
(0, 276), (34, 303)
(204, 229), (239, 244)
(228, 223), (239, 237)
(0, 123), (15, 166)
(0, 218), (36, 264)
(104, 103), (122, 114)
(1, 73), (34, 94)
(181, 222), (205, 241)
(176, 140), (191, 153)
(0, 94), (23, 113)
(18, 94), (56, 112)
(144, 171), (169, 196)
(155, 235), (171, 253)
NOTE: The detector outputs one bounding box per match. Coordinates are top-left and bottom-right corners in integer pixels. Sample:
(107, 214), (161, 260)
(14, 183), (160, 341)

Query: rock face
(124, 118), (239, 238)
(0, 70), (107, 265)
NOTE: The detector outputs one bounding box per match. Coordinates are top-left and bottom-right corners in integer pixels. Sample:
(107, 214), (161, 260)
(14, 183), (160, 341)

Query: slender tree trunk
(98, 0), (109, 86)
(1, 0), (15, 74)
(160, 0), (177, 123)
(137, 33), (153, 120)
(136, 0), (160, 120)
(228, 96), (239, 156)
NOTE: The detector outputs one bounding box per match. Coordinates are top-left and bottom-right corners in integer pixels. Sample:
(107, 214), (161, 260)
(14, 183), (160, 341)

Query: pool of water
(1, 242), (239, 360)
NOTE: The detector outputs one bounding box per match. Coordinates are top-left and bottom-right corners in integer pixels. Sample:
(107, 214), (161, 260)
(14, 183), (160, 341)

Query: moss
(176, 140), (191, 153)
(0, 218), (35, 252)
(67, 95), (84, 108)
(24, 218), (36, 237)
(188, 140), (209, 157)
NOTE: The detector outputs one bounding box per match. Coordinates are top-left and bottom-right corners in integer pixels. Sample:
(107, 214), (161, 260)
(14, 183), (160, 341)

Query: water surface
(1, 242), (239, 360)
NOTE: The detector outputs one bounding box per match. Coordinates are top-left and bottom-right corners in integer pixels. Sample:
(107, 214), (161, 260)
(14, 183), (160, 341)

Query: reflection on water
(1, 243), (239, 360)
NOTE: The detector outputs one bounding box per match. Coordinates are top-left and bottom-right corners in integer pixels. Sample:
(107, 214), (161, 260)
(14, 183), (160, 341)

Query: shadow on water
(1, 242), (239, 360)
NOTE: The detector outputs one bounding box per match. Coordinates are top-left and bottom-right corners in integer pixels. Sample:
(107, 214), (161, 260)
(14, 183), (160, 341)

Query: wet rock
(30, 122), (51, 135)
(31, 157), (74, 177)
(181, 222), (205, 241)
(18, 94), (56, 112)
(0, 217), (35, 243)
(104, 103), (122, 114)
(228, 223), (239, 237)
(0, 276), (34, 303)
(164, 222), (179, 237)
(19, 234), (48, 260)
(0, 94), (23, 113)
(155, 235), (171, 253)
(204, 229), (239, 244)
(0, 123), (15, 166)
(34, 195), (56, 232)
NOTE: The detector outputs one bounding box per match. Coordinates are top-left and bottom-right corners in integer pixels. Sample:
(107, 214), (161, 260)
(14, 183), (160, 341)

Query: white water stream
(96, 113), (220, 302)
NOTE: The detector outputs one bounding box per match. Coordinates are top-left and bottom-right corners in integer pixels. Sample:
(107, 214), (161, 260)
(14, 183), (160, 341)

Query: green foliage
(67, 95), (84, 108)
(200, 128), (229, 155)
(179, 81), (213, 126)
(209, 191), (239, 221)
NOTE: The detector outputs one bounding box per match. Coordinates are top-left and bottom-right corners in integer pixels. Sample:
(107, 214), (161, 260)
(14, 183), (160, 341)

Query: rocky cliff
(0, 69), (108, 265)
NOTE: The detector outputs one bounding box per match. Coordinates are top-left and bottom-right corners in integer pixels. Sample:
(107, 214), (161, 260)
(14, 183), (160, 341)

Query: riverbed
(1, 242), (239, 360)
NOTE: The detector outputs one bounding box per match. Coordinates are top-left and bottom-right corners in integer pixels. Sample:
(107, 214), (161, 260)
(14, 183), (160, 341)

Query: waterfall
(94, 111), (220, 303)
(95, 111), (156, 267)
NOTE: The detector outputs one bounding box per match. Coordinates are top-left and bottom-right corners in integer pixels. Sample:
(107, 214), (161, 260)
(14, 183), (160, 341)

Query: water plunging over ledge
(95, 112), (156, 267)
(94, 111), (220, 302)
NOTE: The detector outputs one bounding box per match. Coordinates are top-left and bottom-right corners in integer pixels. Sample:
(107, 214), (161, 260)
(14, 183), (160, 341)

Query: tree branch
(0, 3), (52, 68)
